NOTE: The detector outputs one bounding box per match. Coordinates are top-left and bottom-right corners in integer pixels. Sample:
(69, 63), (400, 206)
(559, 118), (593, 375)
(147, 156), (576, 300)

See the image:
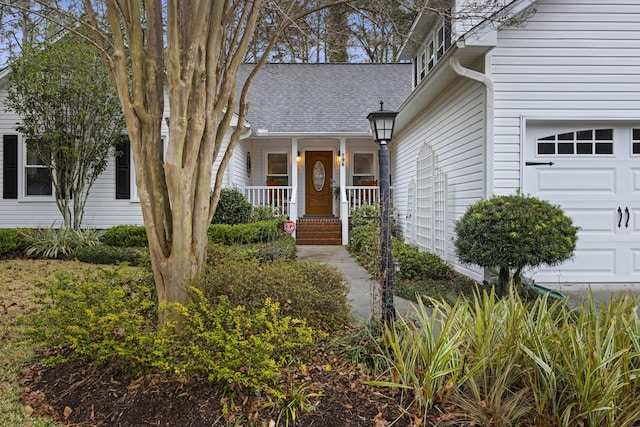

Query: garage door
(523, 123), (640, 284)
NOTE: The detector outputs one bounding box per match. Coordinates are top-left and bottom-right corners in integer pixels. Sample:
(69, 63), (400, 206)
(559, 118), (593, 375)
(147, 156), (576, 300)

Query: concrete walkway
(296, 245), (414, 320)
(296, 245), (640, 320)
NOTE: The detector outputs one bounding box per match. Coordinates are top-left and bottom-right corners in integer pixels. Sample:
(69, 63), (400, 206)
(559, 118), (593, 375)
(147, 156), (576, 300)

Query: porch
(243, 185), (390, 245)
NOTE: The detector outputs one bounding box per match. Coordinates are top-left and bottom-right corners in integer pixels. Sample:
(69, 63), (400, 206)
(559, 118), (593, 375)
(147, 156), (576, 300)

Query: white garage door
(523, 123), (640, 284)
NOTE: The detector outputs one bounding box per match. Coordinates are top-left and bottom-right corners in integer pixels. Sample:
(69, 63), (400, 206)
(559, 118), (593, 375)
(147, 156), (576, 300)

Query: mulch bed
(19, 346), (424, 426)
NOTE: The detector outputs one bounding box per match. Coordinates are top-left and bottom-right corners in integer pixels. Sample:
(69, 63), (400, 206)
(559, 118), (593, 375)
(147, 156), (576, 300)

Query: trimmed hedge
(70, 244), (144, 266)
(0, 228), (22, 256)
(208, 220), (283, 245)
(102, 225), (148, 247)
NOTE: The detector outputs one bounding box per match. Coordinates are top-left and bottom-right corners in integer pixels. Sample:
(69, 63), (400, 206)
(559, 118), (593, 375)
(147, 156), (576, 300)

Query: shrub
(22, 225), (103, 258)
(208, 220), (283, 245)
(201, 246), (351, 331)
(454, 193), (579, 295)
(212, 188), (252, 225)
(102, 225), (148, 247)
(0, 228), (22, 256)
(162, 289), (314, 393)
(391, 240), (453, 280)
(28, 268), (314, 395)
(70, 244), (143, 266)
(251, 205), (278, 222)
(28, 268), (158, 374)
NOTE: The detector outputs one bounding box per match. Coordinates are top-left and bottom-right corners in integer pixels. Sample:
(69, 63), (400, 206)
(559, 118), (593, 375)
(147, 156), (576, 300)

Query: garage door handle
(618, 207), (623, 228)
(625, 207), (630, 228)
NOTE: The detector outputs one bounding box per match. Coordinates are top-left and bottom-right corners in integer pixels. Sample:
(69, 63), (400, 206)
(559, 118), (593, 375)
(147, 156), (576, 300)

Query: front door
(305, 151), (333, 215)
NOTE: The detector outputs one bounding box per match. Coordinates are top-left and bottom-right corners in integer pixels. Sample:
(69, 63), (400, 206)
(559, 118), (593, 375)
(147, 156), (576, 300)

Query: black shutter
(115, 138), (131, 199)
(3, 135), (18, 199)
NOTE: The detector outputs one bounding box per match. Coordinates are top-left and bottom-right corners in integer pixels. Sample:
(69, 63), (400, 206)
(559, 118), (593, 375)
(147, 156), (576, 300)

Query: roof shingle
(239, 63), (412, 133)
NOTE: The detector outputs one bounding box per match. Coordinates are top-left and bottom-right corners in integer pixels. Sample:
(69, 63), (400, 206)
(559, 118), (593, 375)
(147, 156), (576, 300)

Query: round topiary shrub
(453, 193), (579, 295)
(212, 188), (252, 225)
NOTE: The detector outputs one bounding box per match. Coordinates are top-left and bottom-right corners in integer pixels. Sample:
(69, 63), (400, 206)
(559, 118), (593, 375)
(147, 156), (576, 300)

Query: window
(352, 153), (375, 185)
(536, 128), (614, 156)
(266, 153), (288, 185)
(413, 15), (452, 86)
(633, 128), (640, 155)
(24, 141), (52, 196)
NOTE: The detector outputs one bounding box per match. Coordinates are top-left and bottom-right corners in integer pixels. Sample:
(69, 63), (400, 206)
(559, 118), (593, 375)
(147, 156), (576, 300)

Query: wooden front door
(305, 151), (333, 215)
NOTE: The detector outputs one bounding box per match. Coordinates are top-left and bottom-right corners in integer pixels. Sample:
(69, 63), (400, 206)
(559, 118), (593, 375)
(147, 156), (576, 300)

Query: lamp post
(367, 101), (398, 323)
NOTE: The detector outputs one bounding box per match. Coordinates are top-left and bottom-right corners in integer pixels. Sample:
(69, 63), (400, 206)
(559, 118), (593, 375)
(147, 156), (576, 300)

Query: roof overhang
(248, 130), (372, 139)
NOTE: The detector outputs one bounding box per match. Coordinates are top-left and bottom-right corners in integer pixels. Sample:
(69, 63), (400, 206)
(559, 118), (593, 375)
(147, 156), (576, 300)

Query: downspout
(449, 55), (495, 199)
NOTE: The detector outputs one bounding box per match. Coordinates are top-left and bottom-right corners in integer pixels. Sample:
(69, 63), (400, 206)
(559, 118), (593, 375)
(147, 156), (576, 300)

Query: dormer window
(413, 15), (452, 88)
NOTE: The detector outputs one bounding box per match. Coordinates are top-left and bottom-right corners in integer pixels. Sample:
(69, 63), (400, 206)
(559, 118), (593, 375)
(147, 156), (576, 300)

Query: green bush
(454, 193), (579, 295)
(162, 289), (313, 393)
(392, 240), (453, 280)
(244, 235), (296, 262)
(201, 246), (351, 331)
(208, 220), (283, 245)
(102, 225), (148, 247)
(251, 205), (278, 222)
(22, 225), (103, 258)
(0, 228), (22, 256)
(28, 269), (314, 395)
(212, 188), (252, 225)
(70, 243), (143, 266)
(28, 268), (158, 374)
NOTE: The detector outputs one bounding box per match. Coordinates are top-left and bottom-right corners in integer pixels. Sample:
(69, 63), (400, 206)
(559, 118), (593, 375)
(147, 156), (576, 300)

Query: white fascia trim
(251, 131), (372, 138)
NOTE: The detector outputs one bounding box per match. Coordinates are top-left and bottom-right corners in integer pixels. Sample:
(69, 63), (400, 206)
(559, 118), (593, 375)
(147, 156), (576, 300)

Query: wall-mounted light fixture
(297, 151), (301, 166)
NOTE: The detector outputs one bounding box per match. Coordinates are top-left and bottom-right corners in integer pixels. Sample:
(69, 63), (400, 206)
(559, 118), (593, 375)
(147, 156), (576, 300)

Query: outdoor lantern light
(367, 101), (398, 323)
(367, 101), (398, 144)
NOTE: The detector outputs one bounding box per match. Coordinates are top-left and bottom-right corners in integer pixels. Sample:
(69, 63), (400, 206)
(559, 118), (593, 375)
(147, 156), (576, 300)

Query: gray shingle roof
(239, 63), (412, 134)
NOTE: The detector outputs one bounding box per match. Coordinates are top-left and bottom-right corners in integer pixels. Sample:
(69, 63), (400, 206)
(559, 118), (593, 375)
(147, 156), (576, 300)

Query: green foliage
(341, 289), (640, 426)
(5, 33), (125, 229)
(454, 193), (579, 293)
(391, 239), (453, 280)
(0, 228), (22, 256)
(208, 220), (283, 245)
(161, 289), (314, 393)
(251, 205), (278, 222)
(22, 225), (103, 259)
(70, 244), (143, 266)
(28, 269), (314, 395)
(28, 268), (157, 375)
(212, 188), (253, 225)
(102, 225), (148, 247)
(201, 245), (351, 331)
(243, 235), (297, 263)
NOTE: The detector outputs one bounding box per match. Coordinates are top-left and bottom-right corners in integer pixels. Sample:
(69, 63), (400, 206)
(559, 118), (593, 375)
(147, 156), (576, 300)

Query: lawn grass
(0, 259), (136, 426)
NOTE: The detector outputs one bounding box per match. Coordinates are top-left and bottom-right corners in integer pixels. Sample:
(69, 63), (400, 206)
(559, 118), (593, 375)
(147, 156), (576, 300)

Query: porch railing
(345, 185), (393, 216)
(244, 186), (292, 217)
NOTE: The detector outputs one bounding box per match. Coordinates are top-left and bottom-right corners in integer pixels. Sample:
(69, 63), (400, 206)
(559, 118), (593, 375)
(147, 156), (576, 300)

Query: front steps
(296, 217), (342, 245)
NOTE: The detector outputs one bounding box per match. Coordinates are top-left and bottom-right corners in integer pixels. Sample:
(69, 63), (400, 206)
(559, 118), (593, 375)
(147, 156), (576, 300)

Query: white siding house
(394, 0), (640, 285)
(0, 63), (412, 245)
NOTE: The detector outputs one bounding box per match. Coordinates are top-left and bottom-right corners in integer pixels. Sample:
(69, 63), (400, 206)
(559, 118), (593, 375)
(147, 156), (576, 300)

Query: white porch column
(340, 137), (348, 245)
(290, 138), (298, 224)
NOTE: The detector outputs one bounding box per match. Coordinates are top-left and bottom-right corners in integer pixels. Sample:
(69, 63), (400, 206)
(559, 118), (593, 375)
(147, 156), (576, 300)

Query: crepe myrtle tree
(454, 193), (579, 296)
(4, 0), (350, 318)
(5, 32), (125, 229)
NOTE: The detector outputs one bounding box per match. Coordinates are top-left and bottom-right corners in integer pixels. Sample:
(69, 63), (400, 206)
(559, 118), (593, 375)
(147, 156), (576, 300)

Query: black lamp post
(367, 101), (398, 322)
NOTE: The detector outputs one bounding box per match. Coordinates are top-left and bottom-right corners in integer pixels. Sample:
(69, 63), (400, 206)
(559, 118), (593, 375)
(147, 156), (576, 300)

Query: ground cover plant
(348, 203), (478, 303)
(337, 289), (640, 426)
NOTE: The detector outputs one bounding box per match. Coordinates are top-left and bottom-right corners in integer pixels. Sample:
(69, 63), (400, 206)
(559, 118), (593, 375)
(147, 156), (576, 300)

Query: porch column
(290, 138), (298, 224)
(340, 137), (348, 245)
